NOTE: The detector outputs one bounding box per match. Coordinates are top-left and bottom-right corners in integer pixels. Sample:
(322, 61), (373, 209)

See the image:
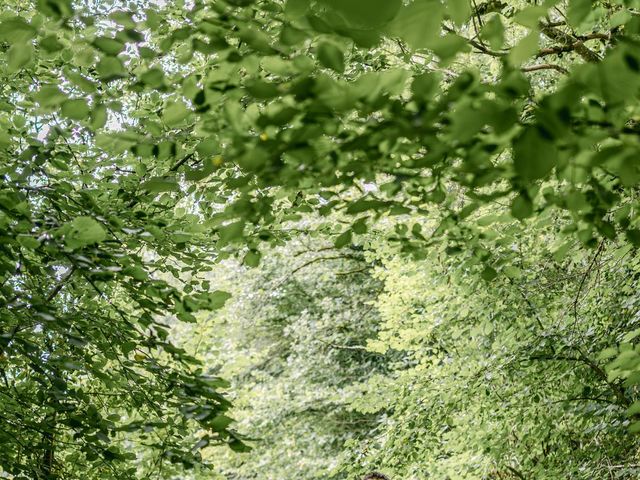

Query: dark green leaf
(318, 0), (402, 29)
(317, 42), (345, 73)
(334, 229), (352, 248)
(513, 127), (557, 181)
(94, 37), (125, 56)
(481, 266), (498, 282)
(511, 193), (533, 220)
(141, 177), (180, 193)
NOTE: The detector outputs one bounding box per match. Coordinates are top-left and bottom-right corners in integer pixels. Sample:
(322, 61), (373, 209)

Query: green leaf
(508, 31), (539, 66)
(280, 24), (309, 46)
(17, 235), (40, 249)
(511, 193), (533, 220)
(0, 17), (37, 43)
(386, 0), (443, 50)
(346, 199), (390, 214)
(139, 68), (164, 88)
(196, 139), (218, 156)
(40, 34), (64, 53)
(96, 56), (126, 80)
(481, 266), (498, 282)
(284, 0), (308, 18)
(141, 177), (180, 193)
(185, 157), (217, 181)
(598, 347), (619, 361)
(93, 37), (125, 56)
(503, 266), (522, 279)
(109, 10), (136, 28)
(513, 127), (557, 181)
(163, 101), (191, 127)
(627, 229), (640, 247)
(317, 42), (345, 73)
(34, 85), (67, 107)
(245, 79), (280, 99)
(7, 42), (33, 72)
(124, 266), (148, 281)
(334, 229), (352, 248)
(429, 34), (470, 64)
(243, 250), (261, 268)
(61, 99), (90, 120)
(13, 115), (26, 129)
(411, 71), (441, 100)
(627, 401), (640, 417)
(64, 69), (97, 93)
(37, 0), (73, 19)
(204, 290), (232, 310)
(447, 0), (471, 26)
(352, 218), (368, 235)
(65, 217), (107, 249)
(481, 15), (505, 50)
(229, 439), (251, 452)
(209, 415), (234, 431)
(351, 69), (409, 101)
(238, 147), (270, 171)
(629, 421), (640, 434)
(238, 27), (273, 54)
(513, 6), (547, 28)
(318, 0), (402, 29)
(567, 0), (593, 28)
(552, 241), (573, 262)
(610, 10), (632, 29)
(91, 103), (108, 129)
(218, 221), (245, 243)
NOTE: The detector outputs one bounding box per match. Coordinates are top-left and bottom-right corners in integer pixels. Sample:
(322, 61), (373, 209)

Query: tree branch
(539, 23), (601, 63)
(522, 63), (568, 74)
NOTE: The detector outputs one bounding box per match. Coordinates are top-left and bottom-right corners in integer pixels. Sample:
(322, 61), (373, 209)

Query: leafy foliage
(174, 237), (391, 479)
(345, 228), (640, 479)
(3, 0), (640, 477)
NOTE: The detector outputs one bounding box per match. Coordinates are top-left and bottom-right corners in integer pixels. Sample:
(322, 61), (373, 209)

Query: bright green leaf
(141, 177), (180, 193)
(448, 0), (471, 26)
(163, 101), (191, 127)
(481, 15), (505, 50)
(65, 217), (107, 249)
(61, 99), (90, 120)
(7, 42), (33, 72)
(34, 85), (67, 107)
(508, 31), (539, 66)
(386, 0), (443, 50)
(567, 0), (593, 28)
(204, 290), (232, 310)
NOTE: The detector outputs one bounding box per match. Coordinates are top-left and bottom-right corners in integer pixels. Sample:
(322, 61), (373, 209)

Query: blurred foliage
(175, 236), (392, 479)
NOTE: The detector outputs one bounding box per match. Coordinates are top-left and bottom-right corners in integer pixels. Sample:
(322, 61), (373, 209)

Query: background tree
(172, 232), (395, 479)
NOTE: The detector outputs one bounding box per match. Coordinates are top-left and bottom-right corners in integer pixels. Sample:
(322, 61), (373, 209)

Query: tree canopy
(3, 0), (640, 478)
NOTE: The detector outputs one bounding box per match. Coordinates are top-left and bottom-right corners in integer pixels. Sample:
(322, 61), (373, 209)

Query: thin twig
(522, 63), (569, 74)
